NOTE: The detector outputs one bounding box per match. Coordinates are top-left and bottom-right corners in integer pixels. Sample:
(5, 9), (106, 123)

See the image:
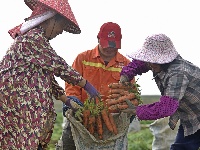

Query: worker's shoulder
(117, 51), (131, 63)
(76, 48), (96, 58)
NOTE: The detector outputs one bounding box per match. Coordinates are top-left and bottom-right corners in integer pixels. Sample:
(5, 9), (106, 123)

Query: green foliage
(128, 128), (153, 150)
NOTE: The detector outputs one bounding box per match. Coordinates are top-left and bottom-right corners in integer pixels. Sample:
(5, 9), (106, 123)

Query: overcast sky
(1, 0), (200, 95)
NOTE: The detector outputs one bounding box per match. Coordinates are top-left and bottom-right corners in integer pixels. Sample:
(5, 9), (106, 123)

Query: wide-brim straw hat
(24, 0), (81, 34)
(128, 34), (178, 64)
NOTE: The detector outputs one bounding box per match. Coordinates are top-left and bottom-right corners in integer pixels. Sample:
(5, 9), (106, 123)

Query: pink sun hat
(8, 0), (81, 39)
(128, 34), (179, 64)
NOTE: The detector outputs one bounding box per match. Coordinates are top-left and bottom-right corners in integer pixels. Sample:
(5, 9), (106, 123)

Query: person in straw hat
(0, 0), (100, 149)
(119, 33), (200, 150)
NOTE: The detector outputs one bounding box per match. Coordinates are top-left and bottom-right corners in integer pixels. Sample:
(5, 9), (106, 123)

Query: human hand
(83, 80), (101, 101)
(119, 75), (129, 83)
(121, 99), (137, 115)
(63, 96), (83, 117)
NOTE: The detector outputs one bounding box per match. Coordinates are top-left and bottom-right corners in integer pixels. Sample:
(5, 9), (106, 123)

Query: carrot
(83, 109), (90, 128)
(108, 99), (139, 112)
(107, 93), (121, 99)
(105, 98), (115, 106)
(107, 93), (135, 107)
(108, 83), (127, 89)
(108, 89), (125, 95)
(108, 109), (120, 113)
(96, 114), (103, 139)
(108, 113), (118, 135)
(101, 109), (113, 133)
(88, 115), (95, 135)
(119, 90), (130, 96)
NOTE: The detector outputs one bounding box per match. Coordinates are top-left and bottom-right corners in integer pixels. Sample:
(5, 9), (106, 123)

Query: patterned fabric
(24, 0), (38, 10)
(152, 55), (200, 136)
(120, 59), (150, 81)
(128, 34), (178, 64)
(35, 0), (81, 34)
(136, 96), (179, 120)
(0, 26), (83, 149)
(8, 0), (81, 39)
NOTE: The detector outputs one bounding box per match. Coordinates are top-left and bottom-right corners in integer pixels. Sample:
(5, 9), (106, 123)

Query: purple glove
(83, 80), (100, 99)
(136, 96), (179, 120)
(120, 59), (150, 81)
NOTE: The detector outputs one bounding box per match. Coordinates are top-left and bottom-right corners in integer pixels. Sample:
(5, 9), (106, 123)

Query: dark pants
(62, 123), (76, 150)
(170, 125), (200, 150)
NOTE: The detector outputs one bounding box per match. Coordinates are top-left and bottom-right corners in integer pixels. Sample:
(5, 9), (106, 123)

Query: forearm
(120, 59), (150, 81)
(77, 78), (86, 88)
(59, 95), (67, 103)
(136, 96), (179, 120)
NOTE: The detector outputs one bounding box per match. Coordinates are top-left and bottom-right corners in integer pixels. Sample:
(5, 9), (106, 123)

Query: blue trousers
(170, 125), (200, 150)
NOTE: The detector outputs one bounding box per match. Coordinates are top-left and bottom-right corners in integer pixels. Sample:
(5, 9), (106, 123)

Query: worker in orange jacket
(56, 22), (137, 150)
(65, 23), (132, 102)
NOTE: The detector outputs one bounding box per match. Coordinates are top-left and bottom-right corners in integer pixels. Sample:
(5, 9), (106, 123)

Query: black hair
(160, 59), (175, 72)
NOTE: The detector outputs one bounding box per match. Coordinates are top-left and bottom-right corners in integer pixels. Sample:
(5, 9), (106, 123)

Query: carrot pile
(75, 98), (118, 140)
(105, 82), (142, 113)
(74, 81), (142, 140)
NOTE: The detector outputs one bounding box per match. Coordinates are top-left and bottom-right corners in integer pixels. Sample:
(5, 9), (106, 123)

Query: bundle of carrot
(75, 98), (118, 140)
(105, 81), (143, 113)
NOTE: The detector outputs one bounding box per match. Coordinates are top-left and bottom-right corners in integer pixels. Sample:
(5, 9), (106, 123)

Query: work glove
(63, 96), (83, 117)
(83, 80), (101, 100)
(119, 75), (130, 83)
(121, 99), (137, 116)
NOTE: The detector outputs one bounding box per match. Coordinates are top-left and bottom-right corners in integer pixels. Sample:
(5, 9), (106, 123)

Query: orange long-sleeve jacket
(65, 45), (135, 103)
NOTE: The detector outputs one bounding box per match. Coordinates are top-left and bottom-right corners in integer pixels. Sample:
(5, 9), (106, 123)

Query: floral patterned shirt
(0, 26), (83, 149)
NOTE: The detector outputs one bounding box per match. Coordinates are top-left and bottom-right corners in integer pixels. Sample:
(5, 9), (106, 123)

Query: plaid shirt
(154, 55), (200, 136)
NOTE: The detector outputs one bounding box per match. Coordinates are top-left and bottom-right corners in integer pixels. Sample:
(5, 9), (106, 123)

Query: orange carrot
(108, 89), (125, 95)
(108, 113), (118, 135)
(108, 83), (127, 89)
(119, 90), (130, 96)
(83, 109), (90, 128)
(108, 109), (120, 113)
(107, 93), (135, 107)
(88, 115), (95, 135)
(108, 99), (139, 111)
(107, 93), (121, 99)
(101, 109), (113, 133)
(96, 114), (103, 139)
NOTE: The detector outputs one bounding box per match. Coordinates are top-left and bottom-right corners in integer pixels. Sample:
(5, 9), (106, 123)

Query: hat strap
(20, 10), (56, 34)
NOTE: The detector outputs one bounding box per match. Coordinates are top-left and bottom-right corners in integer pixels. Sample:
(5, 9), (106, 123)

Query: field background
(48, 95), (160, 150)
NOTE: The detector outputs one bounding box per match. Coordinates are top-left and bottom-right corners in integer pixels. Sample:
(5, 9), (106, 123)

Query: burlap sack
(149, 117), (180, 150)
(66, 111), (132, 150)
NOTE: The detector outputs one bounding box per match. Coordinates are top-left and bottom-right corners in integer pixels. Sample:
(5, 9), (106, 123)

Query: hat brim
(128, 47), (178, 64)
(100, 38), (121, 49)
(25, 0), (81, 34)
